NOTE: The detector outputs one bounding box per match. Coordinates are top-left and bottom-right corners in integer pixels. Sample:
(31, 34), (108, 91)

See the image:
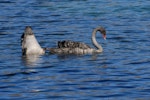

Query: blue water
(0, 0), (150, 100)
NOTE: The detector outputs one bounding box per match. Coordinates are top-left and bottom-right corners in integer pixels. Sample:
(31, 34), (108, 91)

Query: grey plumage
(58, 40), (91, 49)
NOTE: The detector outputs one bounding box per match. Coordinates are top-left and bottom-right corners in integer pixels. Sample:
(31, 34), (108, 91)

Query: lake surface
(0, 0), (150, 100)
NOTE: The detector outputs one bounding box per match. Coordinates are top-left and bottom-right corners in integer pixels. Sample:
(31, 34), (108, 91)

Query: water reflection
(55, 53), (100, 60)
(22, 55), (43, 66)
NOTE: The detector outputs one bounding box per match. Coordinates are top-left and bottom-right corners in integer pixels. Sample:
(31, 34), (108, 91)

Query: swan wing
(58, 40), (91, 49)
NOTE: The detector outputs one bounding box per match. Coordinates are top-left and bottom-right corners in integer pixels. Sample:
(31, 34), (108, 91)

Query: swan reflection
(22, 55), (43, 66)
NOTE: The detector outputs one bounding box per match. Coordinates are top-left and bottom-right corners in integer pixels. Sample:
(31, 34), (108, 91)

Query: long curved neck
(91, 28), (103, 52)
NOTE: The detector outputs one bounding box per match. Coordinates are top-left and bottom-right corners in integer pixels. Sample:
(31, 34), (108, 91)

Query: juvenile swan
(21, 26), (45, 55)
(49, 26), (106, 55)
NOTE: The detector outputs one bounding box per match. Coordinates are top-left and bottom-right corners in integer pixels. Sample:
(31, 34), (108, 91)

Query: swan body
(49, 26), (106, 55)
(21, 26), (45, 55)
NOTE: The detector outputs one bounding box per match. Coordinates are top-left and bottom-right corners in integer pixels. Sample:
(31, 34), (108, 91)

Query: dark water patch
(48, 33), (66, 36)
(0, 32), (10, 35)
(1, 72), (21, 77)
(93, 94), (126, 98)
(0, 1), (14, 3)
(110, 36), (125, 40)
(59, 69), (81, 73)
(50, 14), (61, 17)
(113, 85), (136, 89)
(84, 79), (130, 83)
(0, 69), (39, 78)
(140, 89), (150, 93)
(47, 96), (73, 99)
(78, 87), (101, 90)
(125, 59), (150, 65)
(41, 20), (64, 23)
(56, 83), (78, 86)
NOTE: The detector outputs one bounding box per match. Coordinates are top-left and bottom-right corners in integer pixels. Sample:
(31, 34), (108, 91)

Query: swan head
(96, 26), (106, 40)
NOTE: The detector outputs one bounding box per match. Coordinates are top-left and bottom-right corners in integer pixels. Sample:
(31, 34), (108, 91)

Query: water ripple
(0, 0), (150, 100)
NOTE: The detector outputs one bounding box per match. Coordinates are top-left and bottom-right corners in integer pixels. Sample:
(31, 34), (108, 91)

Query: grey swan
(21, 26), (45, 55)
(49, 26), (106, 55)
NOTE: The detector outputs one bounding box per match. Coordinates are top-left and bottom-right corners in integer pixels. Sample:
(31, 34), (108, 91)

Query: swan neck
(91, 29), (103, 52)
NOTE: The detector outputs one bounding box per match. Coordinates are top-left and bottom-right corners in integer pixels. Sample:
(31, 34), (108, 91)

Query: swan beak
(103, 34), (106, 40)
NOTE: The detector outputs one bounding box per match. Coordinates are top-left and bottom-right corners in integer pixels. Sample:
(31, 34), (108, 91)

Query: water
(0, 0), (150, 99)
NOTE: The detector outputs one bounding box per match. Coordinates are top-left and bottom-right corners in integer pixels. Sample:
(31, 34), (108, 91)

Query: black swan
(49, 26), (106, 55)
(21, 26), (45, 55)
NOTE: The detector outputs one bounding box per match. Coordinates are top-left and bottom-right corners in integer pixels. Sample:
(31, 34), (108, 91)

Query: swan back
(58, 40), (91, 49)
